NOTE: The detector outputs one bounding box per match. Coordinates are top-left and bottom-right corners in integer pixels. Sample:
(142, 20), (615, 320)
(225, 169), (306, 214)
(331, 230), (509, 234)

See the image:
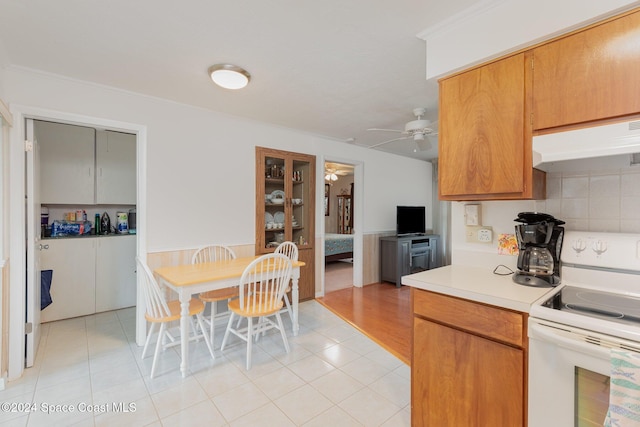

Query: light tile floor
(0, 301), (410, 426)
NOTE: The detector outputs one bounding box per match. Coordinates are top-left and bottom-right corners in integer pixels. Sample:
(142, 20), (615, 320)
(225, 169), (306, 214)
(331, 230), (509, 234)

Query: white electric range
(527, 231), (640, 426)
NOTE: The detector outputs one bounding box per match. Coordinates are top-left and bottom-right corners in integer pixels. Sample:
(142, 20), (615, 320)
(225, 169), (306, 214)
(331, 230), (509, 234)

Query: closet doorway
(324, 161), (355, 293)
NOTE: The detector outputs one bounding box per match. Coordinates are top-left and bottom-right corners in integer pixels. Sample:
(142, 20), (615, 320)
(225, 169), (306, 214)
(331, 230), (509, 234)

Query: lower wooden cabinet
(411, 288), (527, 426)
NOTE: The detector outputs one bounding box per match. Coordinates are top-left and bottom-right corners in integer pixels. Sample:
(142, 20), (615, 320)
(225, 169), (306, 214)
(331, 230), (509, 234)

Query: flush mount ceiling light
(208, 64), (251, 89)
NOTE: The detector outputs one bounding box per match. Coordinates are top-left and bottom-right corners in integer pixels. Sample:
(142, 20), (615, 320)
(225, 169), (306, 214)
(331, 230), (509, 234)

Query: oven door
(528, 318), (618, 427)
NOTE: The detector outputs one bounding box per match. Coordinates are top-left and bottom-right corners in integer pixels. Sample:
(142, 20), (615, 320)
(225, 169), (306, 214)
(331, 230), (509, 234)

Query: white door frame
(318, 156), (364, 296)
(8, 105), (147, 380)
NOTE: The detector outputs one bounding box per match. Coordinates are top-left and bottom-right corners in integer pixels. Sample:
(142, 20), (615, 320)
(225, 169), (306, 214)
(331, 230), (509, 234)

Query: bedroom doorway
(324, 161), (355, 293)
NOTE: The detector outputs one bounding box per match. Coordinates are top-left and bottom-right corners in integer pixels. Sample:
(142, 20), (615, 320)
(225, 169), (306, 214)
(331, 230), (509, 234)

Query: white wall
(4, 67), (432, 252)
(419, 0), (640, 79)
(450, 167), (640, 268)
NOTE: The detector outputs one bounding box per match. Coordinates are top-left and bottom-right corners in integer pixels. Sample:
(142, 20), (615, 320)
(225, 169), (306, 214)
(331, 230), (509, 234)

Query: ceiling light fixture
(208, 64), (251, 89)
(325, 173), (338, 181)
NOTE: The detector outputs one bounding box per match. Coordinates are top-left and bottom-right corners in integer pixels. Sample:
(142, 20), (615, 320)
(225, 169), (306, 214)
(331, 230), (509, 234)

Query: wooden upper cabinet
(439, 52), (545, 201)
(533, 9), (640, 130)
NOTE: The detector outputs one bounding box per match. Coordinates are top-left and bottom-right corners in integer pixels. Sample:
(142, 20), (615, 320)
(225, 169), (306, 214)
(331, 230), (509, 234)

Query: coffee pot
(513, 212), (565, 287)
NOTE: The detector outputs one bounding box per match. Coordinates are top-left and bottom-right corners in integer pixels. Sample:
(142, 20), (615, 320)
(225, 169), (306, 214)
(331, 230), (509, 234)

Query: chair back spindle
(137, 257), (171, 320)
(238, 254), (292, 314)
(192, 245), (236, 264)
(275, 241), (298, 261)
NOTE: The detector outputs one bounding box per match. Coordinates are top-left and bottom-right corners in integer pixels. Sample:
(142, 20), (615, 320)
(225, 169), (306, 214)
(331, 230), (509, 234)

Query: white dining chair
(193, 245), (239, 348)
(137, 257), (214, 378)
(220, 253), (292, 370)
(274, 241), (298, 322)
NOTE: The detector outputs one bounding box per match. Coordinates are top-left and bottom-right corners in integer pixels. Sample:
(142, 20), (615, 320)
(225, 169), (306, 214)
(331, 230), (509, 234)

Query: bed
(325, 233), (354, 262)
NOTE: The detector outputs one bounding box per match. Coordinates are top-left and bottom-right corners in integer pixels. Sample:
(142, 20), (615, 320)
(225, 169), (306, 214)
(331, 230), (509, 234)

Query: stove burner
(564, 303), (624, 319)
(542, 286), (640, 326)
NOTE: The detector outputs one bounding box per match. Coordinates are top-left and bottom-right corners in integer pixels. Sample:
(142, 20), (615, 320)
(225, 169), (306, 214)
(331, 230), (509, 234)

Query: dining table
(154, 255), (305, 377)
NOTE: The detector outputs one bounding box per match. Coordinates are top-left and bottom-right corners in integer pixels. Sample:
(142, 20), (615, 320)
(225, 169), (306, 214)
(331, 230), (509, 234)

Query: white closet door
(40, 238), (96, 322)
(37, 120), (95, 204)
(96, 130), (136, 204)
(95, 235), (137, 312)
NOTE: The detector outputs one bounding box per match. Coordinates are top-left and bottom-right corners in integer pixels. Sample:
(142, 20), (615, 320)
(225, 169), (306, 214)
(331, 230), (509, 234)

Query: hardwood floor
(317, 282), (411, 365)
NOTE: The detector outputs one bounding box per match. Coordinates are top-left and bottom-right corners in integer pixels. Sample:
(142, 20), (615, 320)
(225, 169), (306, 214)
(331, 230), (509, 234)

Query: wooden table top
(154, 255), (305, 287)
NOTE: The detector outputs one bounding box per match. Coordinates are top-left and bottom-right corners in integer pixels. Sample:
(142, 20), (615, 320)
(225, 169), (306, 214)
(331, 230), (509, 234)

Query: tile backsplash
(536, 169), (640, 232)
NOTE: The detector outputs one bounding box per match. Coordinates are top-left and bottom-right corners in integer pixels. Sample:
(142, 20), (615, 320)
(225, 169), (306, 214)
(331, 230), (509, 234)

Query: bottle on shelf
(94, 213), (100, 235)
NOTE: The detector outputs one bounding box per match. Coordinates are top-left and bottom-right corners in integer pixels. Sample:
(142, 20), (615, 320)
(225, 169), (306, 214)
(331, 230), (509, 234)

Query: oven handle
(529, 320), (612, 358)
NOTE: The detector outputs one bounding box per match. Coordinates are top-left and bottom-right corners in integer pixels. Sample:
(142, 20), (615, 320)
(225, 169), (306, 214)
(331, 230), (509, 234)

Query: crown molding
(417, 0), (508, 40)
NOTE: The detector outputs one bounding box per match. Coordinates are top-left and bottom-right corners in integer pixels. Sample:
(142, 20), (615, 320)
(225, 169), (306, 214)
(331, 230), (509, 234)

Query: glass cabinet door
(257, 147), (315, 253)
(263, 154), (286, 250)
(291, 157), (312, 247)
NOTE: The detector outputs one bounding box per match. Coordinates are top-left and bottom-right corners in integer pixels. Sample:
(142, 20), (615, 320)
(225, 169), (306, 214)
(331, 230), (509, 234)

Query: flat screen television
(397, 206), (426, 236)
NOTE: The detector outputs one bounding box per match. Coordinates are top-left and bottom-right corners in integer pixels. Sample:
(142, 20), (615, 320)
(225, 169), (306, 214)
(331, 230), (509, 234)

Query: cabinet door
(95, 236), (137, 312)
(37, 121), (96, 204)
(96, 130), (137, 204)
(257, 149), (288, 250)
(290, 154), (315, 250)
(439, 53), (543, 200)
(533, 10), (640, 130)
(398, 240), (411, 278)
(412, 317), (524, 426)
(40, 238), (97, 322)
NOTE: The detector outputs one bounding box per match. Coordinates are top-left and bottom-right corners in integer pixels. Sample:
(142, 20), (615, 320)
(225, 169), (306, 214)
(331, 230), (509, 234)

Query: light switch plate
(464, 204), (481, 226)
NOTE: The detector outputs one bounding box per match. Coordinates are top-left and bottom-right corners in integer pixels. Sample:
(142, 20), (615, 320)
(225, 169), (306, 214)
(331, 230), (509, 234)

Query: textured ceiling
(0, 0), (480, 160)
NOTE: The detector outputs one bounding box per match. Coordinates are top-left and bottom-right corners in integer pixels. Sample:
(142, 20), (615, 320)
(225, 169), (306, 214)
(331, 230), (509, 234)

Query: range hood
(533, 119), (640, 172)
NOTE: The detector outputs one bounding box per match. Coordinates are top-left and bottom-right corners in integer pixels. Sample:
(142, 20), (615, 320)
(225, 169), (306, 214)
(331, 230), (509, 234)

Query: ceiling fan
(324, 162), (353, 181)
(367, 107), (438, 151)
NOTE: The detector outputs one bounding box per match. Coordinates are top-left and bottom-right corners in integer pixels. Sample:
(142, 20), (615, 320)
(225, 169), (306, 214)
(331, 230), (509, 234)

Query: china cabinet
(256, 147), (316, 301)
(337, 194), (352, 234)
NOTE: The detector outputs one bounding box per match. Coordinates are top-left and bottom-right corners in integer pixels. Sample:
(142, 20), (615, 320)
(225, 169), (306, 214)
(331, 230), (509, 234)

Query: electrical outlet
(466, 226), (493, 243)
(478, 228), (493, 243)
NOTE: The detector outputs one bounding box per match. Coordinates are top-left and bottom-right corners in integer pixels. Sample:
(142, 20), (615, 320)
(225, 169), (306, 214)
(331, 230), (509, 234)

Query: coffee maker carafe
(513, 212), (565, 287)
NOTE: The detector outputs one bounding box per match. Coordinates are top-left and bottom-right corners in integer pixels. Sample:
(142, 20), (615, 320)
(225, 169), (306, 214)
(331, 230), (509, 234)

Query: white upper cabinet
(37, 121), (136, 205)
(38, 121), (96, 204)
(96, 130), (136, 204)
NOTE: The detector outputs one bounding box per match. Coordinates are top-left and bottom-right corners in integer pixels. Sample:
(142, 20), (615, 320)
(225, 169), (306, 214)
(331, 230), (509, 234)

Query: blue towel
(604, 349), (640, 427)
(41, 270), (53, 310)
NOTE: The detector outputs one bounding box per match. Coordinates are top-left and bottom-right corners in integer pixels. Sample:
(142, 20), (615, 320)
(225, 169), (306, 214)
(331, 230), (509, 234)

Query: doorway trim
(8, 104), (147, 380)
(319, 156), (363, 295)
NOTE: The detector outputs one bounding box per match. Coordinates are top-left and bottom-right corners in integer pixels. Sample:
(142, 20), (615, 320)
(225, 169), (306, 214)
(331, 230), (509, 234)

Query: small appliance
(100, 212), (111, 234)
(513, 212), (565, 287)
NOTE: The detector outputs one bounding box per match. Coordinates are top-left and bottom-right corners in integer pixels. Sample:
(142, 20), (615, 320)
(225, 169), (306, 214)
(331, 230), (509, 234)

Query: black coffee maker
(513, 212), (565, 287)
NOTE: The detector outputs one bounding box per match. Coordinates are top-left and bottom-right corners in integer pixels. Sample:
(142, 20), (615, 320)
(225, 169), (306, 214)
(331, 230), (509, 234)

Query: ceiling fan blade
(367, 128), (403, 133)
(368, 136), (410, 149)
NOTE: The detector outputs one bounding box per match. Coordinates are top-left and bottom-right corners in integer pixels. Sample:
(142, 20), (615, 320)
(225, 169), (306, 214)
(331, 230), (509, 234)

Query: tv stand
(380, 234), (440, 287)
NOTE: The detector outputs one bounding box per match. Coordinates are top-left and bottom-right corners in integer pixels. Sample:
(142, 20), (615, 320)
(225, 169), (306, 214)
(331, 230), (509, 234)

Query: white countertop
(402, 265), (559, 313)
